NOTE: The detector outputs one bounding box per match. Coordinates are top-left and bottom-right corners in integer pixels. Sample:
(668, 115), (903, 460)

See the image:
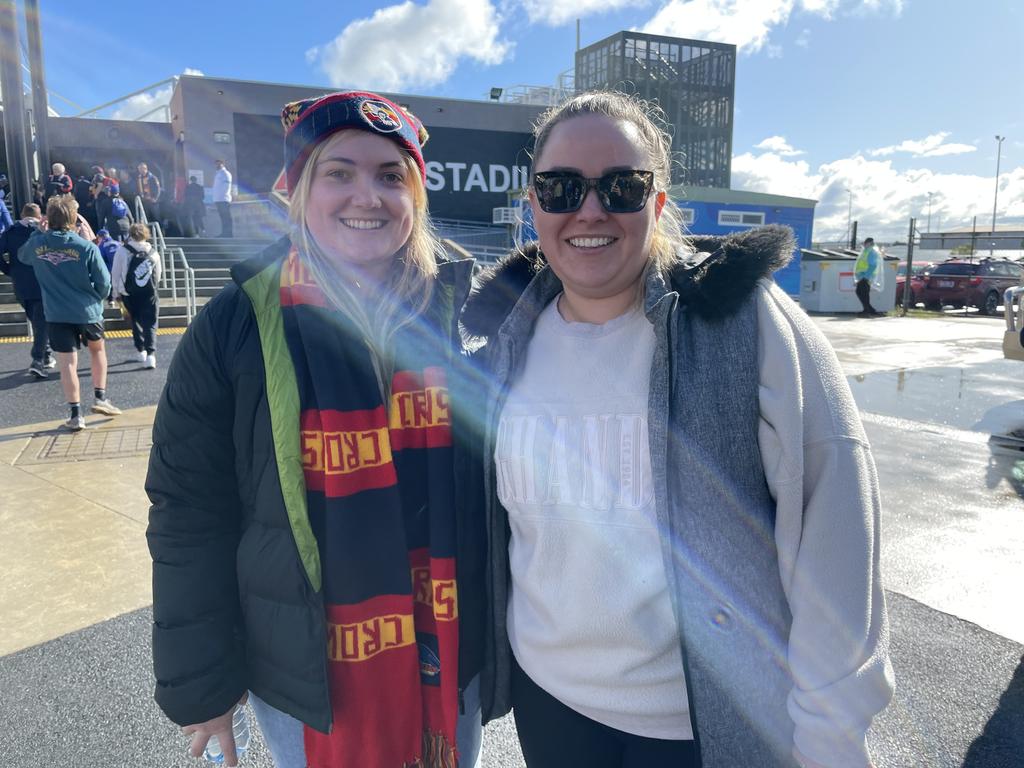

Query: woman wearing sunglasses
(462, 91), (893, 768)
(146, 91), (485, 768)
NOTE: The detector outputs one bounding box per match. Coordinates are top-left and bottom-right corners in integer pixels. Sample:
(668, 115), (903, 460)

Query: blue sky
(25, 0), (1024, 241)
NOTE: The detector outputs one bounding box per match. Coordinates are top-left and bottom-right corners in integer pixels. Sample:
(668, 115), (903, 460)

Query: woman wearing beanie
(146, 91), (485, 768)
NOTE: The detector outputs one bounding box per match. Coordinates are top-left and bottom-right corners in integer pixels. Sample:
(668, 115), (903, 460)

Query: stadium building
(2, 27), (817, 293)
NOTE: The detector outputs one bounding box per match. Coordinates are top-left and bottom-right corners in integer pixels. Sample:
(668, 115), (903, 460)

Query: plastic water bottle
(202, 704), (250, 764)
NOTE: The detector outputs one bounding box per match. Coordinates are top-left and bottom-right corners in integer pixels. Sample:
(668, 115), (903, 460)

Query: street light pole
(927, 191), (933, 233)
(992, 135), (1004, 255)
(845, 188), (853, 247)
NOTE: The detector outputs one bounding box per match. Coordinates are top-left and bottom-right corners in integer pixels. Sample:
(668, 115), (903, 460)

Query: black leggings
(512, 662), (701, 768)
(123, 293), (159, 353)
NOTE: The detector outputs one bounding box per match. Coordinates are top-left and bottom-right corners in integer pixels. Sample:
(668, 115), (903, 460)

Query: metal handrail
(171, 246), (198, 324)
(133, 195), (146, 224)
(1004, 286), (1024, 334)
(130, 204), (197, 324)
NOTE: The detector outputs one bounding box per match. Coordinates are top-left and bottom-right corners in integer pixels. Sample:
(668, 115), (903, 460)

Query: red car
(919, 259), (1024, 314)
(895, 261), (936, 307)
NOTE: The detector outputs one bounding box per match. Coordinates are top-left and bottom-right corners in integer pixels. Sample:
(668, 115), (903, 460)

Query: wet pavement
(0, 310), (1022, 767)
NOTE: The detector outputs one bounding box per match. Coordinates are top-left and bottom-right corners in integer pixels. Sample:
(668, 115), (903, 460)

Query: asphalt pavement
(0, 332), (181, 430)
(0, 310), (1021, 767)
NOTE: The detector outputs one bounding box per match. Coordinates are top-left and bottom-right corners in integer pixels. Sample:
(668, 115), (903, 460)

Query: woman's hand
(182, 693), (247, 766)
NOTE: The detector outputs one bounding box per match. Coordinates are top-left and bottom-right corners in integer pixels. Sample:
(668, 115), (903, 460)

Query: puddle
(847, 360), (1024, 436)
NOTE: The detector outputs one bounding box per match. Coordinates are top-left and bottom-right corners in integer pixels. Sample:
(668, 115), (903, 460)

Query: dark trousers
(855, 278), (877, 314)
(216, 201), (233, 237)
(512, 662), (701, 768)
(187, 204), (206, 237)
(140, 198), (159, 224)
(123, 293), (159, 353)
(95, 195), (112, 232)
(23, 298), (50, 362)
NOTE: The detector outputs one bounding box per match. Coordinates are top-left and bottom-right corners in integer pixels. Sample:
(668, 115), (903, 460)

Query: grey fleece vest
(482, 266), (797, 768)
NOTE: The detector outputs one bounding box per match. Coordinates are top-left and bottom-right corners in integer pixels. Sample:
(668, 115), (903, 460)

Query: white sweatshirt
(111, 239), (161, 300)
(499, 282), (893, 766)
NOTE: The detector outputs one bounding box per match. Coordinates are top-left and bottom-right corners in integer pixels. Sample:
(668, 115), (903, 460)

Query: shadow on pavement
(0, 369), (44, 393)
(869, 592), (1023, 767)
(962, 654), (1024, 766)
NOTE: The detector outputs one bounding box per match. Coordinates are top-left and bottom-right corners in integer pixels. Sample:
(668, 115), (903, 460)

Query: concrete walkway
(0, 310), (1021, 767)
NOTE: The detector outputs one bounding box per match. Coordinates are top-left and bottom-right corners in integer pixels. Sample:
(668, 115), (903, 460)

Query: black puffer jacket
(146, 237), (485, 732)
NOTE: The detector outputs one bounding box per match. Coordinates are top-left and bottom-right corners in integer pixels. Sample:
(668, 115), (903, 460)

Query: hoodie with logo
(18, 228), (110, 323)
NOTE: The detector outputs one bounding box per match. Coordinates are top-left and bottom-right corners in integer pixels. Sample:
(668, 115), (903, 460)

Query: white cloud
(853, 0), (903, 15)
(869, 132), (977, 158)
(638, 0), (900, 53)
(520, 0), (648, 26)
(641, 0), (792, 52)
(108, 69), (203, 121)
(111, 85), (173, 122)
(308, 0), (511, 92)
(794, 28), (811, 47)
(732, 141), (1024, 242)
(798, 0), (839, 15)
(755, 136), (804, 156)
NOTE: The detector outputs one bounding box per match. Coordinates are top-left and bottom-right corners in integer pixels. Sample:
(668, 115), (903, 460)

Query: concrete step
(0, 297), (209, 337)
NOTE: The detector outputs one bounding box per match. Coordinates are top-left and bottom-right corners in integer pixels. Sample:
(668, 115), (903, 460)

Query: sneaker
(92, 399), (123, 416)
(135, 350), (147, 363)
(64, 414), (86, 431)
(28, 361), (47, 379)
(43, 356), (57, 370)
(145, 353), (156, 369)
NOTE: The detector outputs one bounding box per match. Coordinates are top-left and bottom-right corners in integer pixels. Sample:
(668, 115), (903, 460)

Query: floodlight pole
(0, 0), (32, 210)
(24, 0), (49, 177)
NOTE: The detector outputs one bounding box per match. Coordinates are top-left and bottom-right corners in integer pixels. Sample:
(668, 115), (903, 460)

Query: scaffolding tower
(574, 31), (735, 188)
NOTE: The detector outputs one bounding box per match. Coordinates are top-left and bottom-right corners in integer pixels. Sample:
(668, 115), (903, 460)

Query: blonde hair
(46, 195), (78, 231)
(129, 222), (151, 242)
(287, 130), (445, 392)
(51, 162), (65, 175)
(531, 90), (690, 276)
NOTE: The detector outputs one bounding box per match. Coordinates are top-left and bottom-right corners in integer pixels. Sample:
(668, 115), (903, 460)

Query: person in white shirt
(111, 221), (162, 368)
(213, 159), (233, 238)
(462, 90), (894, 768)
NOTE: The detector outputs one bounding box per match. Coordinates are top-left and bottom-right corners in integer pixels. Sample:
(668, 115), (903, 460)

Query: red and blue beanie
(281, 90), (428, 194)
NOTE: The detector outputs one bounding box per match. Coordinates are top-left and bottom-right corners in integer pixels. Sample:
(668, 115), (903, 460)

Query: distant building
(673, 186), (816, 296)
(575, 31), (736, 188)
(919, 226), (1024, 252)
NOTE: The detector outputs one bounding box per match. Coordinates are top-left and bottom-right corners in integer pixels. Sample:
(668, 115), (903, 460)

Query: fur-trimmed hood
(461, 223), (796, 339)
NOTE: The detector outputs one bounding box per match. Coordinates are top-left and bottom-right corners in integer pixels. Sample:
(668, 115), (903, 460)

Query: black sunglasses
(532, 170), (655, 214)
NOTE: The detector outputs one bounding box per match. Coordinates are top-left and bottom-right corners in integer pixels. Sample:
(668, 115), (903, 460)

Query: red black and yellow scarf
(280, 251), (460, 767)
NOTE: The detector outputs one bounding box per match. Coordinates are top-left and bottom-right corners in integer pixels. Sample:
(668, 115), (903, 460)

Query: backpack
(122, 243), (155, 297)
(111, 197), (129, 219)
(98, 239), (119, 272)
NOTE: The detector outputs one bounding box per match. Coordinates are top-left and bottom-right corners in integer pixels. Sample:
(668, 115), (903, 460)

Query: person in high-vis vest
(854, 237), (885, 317)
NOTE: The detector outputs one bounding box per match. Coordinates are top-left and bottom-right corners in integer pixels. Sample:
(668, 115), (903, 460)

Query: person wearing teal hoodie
(18, 195), (122, 430)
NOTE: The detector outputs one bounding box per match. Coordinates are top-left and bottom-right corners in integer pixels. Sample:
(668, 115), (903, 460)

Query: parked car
(919, 259), (1024, 314)
(895, 261), (936, 307)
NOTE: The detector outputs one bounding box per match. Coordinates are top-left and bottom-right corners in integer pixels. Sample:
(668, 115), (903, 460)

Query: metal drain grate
(17, 427), (153, 465)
